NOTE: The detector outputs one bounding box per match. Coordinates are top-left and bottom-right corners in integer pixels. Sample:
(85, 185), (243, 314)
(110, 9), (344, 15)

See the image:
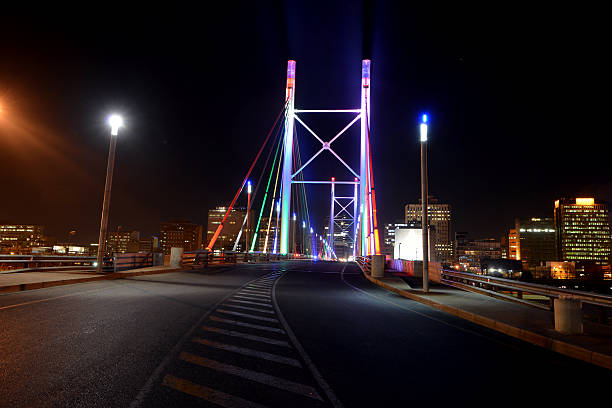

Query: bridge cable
(206, 98), (289, 251)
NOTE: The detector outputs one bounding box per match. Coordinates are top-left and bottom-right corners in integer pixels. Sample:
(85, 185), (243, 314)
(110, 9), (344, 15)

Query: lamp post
(420, 114), (429, 293)
(96, 114), (123, 273)
(292, 213), (296, 255)
(246, 181), (252, 252)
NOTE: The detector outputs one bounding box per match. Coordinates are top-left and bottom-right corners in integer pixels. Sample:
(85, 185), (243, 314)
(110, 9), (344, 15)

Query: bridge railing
(0, 253), (159, 274)
(355, 256), (372, 273)
(181, 250), (308, 267)
(440, 268), (612, 317)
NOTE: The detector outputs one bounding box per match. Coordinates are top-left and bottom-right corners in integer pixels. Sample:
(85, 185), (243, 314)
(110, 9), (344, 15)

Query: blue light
(421, 114), (428, 124)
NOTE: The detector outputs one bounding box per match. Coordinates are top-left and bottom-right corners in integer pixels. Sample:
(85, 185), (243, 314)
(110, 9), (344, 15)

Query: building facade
(206, 207), (250, 252)
(161, 221), (203, 254)
(554, 198), (611, 264)
(405, 197), (453, 263)
(0, 224), (44, 252)
(515, 217), (556, 270)
(455, 233), (502, 272)
(106, 228), (140, 255)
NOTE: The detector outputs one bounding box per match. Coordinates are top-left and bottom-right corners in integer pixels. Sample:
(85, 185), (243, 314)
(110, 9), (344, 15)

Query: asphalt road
(0, 261), (609, 407)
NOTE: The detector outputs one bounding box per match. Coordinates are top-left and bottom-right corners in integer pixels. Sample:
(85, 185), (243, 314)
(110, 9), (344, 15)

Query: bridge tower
(279, 60), (380, 256)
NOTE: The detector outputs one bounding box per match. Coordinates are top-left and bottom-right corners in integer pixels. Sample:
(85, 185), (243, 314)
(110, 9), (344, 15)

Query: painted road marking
(236, 291), (270, 298)
(233, 295), (271, 303)
(179, 352), (322, 401)
(226, 299), (273, 308)
(203, 326), (290, 347)
(222, 303), (275, 314)
(216, 309), (279, 322)
(240, 289), (270, 295)
(192, 337), (301, 367)
(162, 374), (268, 408)
(210, 316), (285, 334)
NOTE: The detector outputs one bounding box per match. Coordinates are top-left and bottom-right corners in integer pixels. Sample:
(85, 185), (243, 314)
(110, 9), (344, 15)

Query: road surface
(0, 261), (609, 407)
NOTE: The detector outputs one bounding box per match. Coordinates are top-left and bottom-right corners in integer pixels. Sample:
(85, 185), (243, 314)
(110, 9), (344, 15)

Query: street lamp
(292, 213), (296, 255)
(419, 113), (429, 293)
(96, 114), (123, 273)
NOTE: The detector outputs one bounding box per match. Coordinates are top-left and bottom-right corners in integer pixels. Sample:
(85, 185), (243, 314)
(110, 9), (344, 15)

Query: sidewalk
(363, 270), (612, 370)
(0, 265), (183, 295)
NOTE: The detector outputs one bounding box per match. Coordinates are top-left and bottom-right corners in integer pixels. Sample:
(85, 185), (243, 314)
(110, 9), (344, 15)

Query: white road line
(233, 295), (271, 303)
(203, 326), (290, 348)
(192, 337), (301, 367)
(273, 271), (345, 408)
(162, 374), (269, 408)
(222, 303), (275, 314)
(0, 287), (105, 312)
(340, 266), (523, 351)
(217, 309), (279, 323)
(179, 352), (322, 401)
(210, 316), (285, 334)
(241, 289), (270, 295)
(237, 291), (270, 298)
(226, 299), (273, 308)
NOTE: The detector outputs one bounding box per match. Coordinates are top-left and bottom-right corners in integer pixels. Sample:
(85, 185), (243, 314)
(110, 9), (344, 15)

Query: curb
(361, 269), (612, 371)
(0, 267), (183, 295)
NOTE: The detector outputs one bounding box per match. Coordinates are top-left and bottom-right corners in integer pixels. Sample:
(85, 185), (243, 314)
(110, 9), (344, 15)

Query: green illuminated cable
(250, 137), (283, 251)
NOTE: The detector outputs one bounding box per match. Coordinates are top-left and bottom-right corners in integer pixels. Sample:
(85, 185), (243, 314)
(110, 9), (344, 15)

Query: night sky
(0, 2), (608, 244)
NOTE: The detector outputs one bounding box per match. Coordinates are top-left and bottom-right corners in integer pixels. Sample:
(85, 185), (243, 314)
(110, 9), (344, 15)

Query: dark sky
(0, 2), (609, 244)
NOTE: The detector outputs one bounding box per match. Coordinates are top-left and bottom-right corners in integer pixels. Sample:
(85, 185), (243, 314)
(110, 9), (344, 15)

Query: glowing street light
(419, 113), (429, 293)
(96, 114), (124, 273)
(246, 181), (252, 252)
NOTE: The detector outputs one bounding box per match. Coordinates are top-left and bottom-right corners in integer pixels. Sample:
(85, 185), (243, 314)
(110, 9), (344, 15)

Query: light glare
(108, 114), (124, 136)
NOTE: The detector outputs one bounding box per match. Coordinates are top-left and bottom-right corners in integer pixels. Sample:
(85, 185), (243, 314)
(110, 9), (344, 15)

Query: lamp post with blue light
(420, 114), (429, 292)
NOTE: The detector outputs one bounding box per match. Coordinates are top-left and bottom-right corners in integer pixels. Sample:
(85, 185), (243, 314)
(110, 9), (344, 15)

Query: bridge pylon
(279, 60), (380, 257)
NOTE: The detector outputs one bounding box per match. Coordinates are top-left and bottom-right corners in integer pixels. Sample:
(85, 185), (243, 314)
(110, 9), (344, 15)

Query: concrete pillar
(170, 247), (184, 268)
(554, 295), (583, 335)
(371, 254), (385, 278)
(152, 252), (164, 266)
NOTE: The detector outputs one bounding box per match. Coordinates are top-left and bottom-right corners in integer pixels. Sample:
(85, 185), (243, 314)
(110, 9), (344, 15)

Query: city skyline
(1, 3), (608, 243)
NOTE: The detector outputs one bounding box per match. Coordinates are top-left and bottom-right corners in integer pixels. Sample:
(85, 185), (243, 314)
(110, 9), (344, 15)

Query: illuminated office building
(554, 198), (611, 264)
(508, 228), (519, 260)
(106, 228), (140, 255)
(206, 207), (250, 252)
(0, 224), (44, 251)
(406, 197), (453, 263)
(515, 217), (555, 270)
(161, 221), (203, 254)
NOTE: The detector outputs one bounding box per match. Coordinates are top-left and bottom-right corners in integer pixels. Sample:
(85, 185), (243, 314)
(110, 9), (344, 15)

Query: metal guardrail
(440, 269), (612, 313)
(181, 250), (307, 267)
(355, 256), (372, 273)
(0, 253), (153, 274)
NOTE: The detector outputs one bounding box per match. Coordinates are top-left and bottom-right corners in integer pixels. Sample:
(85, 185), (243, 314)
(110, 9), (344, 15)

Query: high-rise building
(515, 217), (555, 270)
(554, 198), (611, 264)
(508, 228), (519, 260)
(161, 221), (203, 254)
(0, 224), (44, 252)
(206, 207), (251, 251)
(106, 228), (140, 255)
(455, 232), (501, 272)
(405, 197), (453, 263)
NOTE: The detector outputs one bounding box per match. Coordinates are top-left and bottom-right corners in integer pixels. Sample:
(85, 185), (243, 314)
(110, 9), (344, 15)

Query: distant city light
(108, 114), (124, 136)
(292, 213), (296, 221)
(302, 221), (306, 228)
(247, 181), (252, 194)
(421, 114), (428, 123)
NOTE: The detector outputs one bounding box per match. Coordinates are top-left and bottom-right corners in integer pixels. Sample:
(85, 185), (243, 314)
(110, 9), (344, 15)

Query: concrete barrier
(371, 254), (385, 278)
(169, 247), (184, 268)
(554, 295), (583, 335)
